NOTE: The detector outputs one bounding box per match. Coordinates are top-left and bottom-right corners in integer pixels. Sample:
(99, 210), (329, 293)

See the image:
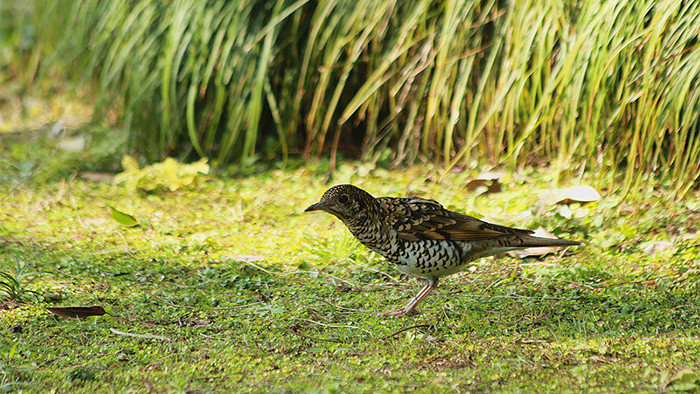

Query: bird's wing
(378, 197), (533, 242)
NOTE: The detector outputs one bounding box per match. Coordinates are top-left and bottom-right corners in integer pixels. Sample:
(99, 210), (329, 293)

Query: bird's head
(305, 184), (376, 223)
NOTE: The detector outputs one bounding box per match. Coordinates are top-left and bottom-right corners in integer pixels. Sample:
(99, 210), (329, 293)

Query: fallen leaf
(466, 171), (505, 194)
(226, 254), (265, 263)
(679, 231), (699, 242)
(109, 206), (139, 227)
(46, 306), (107, 319)
(57, 135), (86, 152)
(541, 185), (601, 205)
(80, 172), (115, 182)
(557, 205), (573, 219)
(641, 240), (674, 255)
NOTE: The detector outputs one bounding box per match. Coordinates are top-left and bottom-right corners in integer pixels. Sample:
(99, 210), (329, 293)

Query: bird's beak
(304, 202), (324, 212)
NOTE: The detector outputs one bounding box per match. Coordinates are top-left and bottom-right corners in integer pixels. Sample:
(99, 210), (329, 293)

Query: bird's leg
(380, 278), (438, 317)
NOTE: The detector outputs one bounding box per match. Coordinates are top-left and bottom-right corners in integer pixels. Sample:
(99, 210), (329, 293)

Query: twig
(110, 328), (170, 341)
(243, 261), (359, 287)
(453, 293), (585, 301)
(212, 301), (265, 310)
(310, 297), (359, 312)
(381, 324), (432, 340)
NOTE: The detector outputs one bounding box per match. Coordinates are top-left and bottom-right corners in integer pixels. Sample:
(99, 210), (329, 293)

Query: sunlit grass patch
(0, 150), (699, 390)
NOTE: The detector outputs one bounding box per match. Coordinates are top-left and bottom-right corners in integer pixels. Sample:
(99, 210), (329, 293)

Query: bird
(305, 184), (580, 317)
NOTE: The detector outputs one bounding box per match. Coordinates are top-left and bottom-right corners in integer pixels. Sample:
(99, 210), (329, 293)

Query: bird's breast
(347, 222), (483, 279)
(387, 239), (471, 278)
(345, 222), (393, 254)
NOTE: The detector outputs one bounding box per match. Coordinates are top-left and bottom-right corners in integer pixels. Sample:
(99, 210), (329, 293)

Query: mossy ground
(1, 132), (700, 392)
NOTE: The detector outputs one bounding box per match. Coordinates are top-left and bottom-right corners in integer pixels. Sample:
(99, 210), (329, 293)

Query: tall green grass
(27, 0), (700, 195)
(0, 1), (37, 82)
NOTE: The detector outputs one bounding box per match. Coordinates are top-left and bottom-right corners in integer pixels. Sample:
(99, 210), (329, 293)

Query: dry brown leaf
(541, 185), (601, 205)
(466, 171), (505, 194)
(46, 306), (107, 319)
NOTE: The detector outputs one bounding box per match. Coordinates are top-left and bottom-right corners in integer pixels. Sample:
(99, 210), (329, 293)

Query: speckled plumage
(305, 184), (580, 317)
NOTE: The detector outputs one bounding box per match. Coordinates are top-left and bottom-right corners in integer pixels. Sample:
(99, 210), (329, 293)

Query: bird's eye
(338, 194), (349, 204)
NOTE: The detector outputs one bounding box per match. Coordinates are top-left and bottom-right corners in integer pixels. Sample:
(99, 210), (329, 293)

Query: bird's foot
(379, 307), (424, 317)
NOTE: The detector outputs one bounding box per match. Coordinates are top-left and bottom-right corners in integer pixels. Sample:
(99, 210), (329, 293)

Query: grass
(0, 260), (43, 304)
(1, 137), (699, 391)
(13, 0), (699, 197)
(2, 2), (699, 390)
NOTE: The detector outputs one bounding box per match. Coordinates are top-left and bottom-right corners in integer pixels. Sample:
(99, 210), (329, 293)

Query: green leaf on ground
(109, 206), (139, 227)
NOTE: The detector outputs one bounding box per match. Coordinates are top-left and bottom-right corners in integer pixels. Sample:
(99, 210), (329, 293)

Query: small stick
(381, 324), (432, 340)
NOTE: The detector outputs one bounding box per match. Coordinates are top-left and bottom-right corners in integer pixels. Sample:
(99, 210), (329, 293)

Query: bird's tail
(518, 235), (580, 248)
